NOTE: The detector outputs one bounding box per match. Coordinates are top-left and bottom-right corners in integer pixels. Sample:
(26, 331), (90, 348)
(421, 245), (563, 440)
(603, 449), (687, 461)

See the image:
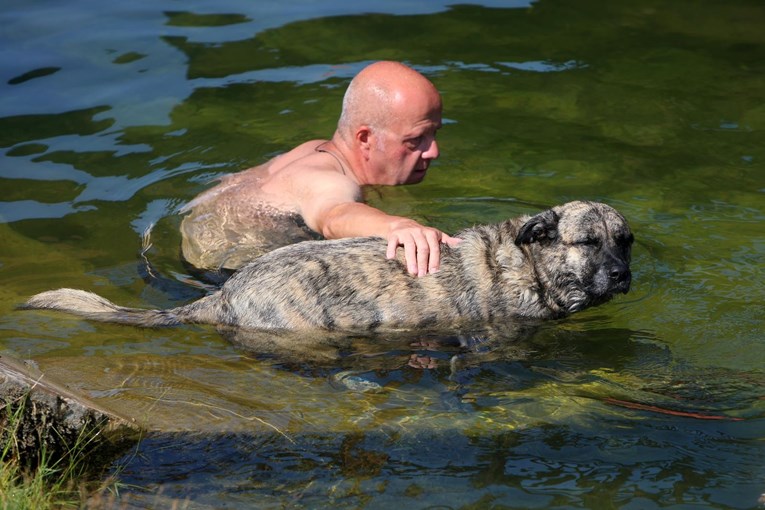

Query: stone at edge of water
(0, 353), (142, 469)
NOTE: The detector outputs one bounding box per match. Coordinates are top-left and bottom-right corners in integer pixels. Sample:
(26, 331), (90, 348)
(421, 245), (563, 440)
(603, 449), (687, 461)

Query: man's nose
(423, 138), (439, 159)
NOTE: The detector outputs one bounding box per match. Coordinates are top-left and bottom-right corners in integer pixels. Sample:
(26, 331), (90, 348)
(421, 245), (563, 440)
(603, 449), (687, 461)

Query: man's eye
(406, 136), (423, 148)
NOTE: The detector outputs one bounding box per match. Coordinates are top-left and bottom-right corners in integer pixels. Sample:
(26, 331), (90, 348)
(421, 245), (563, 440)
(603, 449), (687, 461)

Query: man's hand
(308, 200), (460, 277)
(385, 221), (461, 277)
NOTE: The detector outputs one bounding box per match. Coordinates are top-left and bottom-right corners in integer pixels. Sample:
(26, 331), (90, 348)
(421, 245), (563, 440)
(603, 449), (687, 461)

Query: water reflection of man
(180, 61), (460, 280)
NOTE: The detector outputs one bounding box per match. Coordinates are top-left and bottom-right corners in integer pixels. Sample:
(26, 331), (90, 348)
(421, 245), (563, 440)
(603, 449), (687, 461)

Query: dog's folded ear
(515, 209), (559, 246)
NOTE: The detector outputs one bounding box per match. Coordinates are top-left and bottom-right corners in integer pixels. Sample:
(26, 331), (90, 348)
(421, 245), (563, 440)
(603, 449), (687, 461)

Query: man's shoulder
(269, 140), (353, 182)
(272, 139), (327, 169)
(278, 141), (356, 181)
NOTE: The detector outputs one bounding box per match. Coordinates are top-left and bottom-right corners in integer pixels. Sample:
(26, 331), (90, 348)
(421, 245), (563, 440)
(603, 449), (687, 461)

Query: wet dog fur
(22, 201), (633, 332)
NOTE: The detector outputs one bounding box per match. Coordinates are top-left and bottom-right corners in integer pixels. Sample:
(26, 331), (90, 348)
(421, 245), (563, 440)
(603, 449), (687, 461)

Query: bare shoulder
(268, 139), (328, 172)
(268, 142), (360, 197)
(231, 140), (334, 184)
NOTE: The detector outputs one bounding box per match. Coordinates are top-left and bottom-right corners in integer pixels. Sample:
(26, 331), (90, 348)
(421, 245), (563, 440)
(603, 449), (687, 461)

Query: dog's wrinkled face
(515, 201), (634, 314)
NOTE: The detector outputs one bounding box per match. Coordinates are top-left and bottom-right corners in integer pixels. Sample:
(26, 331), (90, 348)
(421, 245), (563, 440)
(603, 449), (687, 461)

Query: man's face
(369, 90), (442, 185)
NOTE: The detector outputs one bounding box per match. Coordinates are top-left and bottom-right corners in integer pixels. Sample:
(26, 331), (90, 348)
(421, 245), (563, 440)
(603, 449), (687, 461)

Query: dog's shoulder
(450, 218), (530, 274)
(457, 215), (532, 250)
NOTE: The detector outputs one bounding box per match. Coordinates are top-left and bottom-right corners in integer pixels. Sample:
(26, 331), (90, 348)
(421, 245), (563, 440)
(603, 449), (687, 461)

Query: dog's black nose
(609, 266), (625, 280)
(609, 265), (631, 292)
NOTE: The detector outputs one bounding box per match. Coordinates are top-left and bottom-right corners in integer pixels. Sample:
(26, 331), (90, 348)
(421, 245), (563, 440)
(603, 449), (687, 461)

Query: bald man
(180, 61), (459, 280)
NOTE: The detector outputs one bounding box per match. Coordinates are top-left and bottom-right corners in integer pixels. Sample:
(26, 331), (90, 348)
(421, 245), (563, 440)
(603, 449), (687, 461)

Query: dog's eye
(616, 233), (634, 247)
(576, 238), (599, 247)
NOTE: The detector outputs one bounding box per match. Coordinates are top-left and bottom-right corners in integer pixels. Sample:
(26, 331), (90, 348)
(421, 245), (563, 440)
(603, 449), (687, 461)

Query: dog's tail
(20, 288), (221, 328)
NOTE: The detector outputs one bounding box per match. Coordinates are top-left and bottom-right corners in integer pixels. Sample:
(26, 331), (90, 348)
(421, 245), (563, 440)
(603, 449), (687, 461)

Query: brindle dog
(22, 201), (633, 332)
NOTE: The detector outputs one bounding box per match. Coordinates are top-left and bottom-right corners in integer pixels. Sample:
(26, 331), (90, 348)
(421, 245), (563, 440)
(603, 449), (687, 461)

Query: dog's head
(515, 201), (634, 315)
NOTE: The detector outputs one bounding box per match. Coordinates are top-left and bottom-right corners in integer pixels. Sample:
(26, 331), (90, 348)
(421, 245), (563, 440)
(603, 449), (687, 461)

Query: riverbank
(1, 354), (141, 508)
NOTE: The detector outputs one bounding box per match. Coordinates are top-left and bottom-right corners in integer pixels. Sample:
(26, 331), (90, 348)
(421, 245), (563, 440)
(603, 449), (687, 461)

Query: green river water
(1, 1), (764, 508)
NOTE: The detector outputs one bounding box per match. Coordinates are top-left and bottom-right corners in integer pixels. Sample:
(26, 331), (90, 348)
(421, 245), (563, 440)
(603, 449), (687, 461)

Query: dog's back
(215, 222), (567, 330)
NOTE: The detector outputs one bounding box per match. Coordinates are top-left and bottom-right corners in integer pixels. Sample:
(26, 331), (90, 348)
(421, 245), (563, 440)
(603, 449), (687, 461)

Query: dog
(21, 201), (633, 332)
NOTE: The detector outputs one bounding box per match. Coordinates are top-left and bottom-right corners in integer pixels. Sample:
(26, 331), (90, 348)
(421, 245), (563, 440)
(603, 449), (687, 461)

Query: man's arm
(322, 201), (460, 277)
(297, 173), (459, 276)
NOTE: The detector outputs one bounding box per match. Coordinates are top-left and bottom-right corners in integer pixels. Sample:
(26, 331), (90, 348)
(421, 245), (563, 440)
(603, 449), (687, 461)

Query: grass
(0, 393), (126, 510)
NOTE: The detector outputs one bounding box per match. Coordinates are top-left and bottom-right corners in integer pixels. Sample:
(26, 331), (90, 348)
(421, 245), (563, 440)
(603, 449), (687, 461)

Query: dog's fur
(21, 201), (633, 332)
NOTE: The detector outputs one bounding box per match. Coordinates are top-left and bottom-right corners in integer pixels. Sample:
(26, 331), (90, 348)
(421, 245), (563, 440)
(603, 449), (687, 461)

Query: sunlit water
(1, 0), (764, 508)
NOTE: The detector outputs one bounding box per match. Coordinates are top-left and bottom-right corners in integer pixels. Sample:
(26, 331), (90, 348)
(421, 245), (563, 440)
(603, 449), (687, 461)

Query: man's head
(337, 61), (442, 185)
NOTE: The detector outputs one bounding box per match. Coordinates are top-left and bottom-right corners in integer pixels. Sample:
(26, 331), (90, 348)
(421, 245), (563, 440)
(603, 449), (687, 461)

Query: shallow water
(1, 0), (764, 508)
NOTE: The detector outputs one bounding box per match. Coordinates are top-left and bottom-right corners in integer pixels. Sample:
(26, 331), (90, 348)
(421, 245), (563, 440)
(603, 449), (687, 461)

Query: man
(180, 61), (459, 280)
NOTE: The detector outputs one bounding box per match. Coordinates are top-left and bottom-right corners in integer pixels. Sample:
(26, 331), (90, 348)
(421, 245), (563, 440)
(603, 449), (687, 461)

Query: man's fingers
(386, 226), (458, 277)
(415, 235), (430, 277)
(405, 236), (419, 276)
(425, 231), (441, 274)
(386, 236), (399, 260)
(442, 234), (462, 248)
(387, 233), (420, 275)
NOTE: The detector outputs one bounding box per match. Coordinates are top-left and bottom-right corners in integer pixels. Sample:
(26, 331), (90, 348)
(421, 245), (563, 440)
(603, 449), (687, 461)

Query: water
(1, 0), (764, 508)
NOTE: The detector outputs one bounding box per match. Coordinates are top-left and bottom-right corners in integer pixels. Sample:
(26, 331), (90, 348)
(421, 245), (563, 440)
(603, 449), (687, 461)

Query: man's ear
(515, 209), (559, 246)
(356, 127), (372, 157)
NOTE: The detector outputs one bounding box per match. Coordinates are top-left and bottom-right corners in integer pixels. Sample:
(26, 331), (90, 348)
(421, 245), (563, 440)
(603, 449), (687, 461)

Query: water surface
(1, 0), (764, 508)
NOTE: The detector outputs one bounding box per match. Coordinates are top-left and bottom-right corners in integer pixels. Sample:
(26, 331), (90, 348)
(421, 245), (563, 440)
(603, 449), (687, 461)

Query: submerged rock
(0, 354), (141, 469)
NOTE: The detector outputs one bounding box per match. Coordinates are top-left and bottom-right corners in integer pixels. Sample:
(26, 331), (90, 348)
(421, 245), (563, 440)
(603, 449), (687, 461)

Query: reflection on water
(37, 322), (757, 508)
(110, 416), (763, 509)
(2, 0), (765, 508)
(34, 322), (696, 431)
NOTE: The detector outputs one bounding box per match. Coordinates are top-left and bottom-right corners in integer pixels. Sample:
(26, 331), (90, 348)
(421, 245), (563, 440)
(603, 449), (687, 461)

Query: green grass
(0, 394), (124, 510)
